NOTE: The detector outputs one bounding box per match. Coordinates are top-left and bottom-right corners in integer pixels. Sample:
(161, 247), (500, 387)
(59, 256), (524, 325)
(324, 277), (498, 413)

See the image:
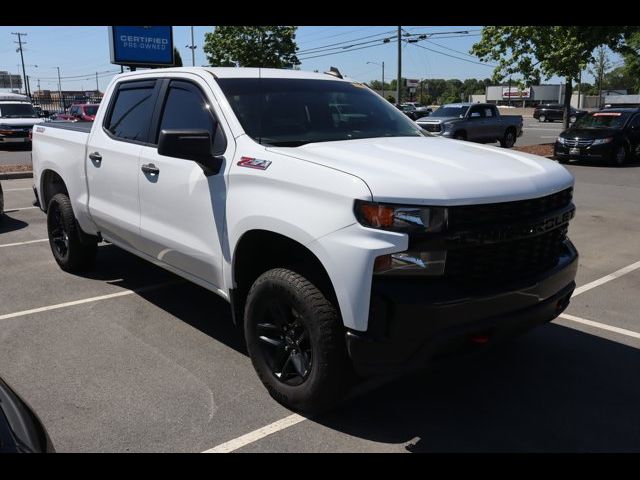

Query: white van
(0, 93), (45, 146)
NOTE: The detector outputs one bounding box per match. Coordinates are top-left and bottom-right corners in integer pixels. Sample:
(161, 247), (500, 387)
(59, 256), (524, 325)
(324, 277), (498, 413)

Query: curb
(0, 171), (33, 180)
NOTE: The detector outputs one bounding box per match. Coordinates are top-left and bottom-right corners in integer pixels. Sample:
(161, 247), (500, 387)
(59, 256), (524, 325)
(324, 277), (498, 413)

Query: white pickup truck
(32, 67), (578, 412)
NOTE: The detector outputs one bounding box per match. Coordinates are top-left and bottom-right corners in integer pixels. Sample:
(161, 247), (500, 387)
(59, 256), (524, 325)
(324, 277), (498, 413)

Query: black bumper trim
(346, 243), (578, 376)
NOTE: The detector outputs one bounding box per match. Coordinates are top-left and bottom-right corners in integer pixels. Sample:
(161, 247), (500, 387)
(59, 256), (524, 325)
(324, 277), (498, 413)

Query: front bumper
(554, 142), (616, 161)
(346, 240), (578, 376)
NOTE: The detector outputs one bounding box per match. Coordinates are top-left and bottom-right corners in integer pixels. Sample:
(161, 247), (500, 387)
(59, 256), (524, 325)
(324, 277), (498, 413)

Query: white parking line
(0, 238), (48, 248)
(560, 313), (640, 340)
(202, 375), (394, 453)
(572, 260), (640, 297)
(0, 280), (180, 321)
(202, 414), (307, 453)
(3, 206), (38, 212)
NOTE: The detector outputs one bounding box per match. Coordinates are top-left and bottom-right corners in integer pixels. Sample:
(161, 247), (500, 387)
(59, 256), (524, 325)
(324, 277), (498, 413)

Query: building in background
(0, 71), (23, 92)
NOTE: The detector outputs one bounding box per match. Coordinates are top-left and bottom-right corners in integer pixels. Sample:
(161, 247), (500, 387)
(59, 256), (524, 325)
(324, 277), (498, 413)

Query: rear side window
(106, 81), (156, 142)
(156, 81), (216, 141)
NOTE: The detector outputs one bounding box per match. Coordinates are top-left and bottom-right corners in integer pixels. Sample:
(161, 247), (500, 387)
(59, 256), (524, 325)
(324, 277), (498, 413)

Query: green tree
(203, 26), (299, 68)
(589, 46), (612, 106)
(173, 48), (183, 67)
(471, 26), (637, 128)
(619, 31), (640, 93)
(602, 66), (637, 92)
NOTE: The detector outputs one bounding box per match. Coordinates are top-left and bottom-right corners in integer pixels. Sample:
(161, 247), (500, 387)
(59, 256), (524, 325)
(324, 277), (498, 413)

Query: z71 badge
(237, 157), (272, 170)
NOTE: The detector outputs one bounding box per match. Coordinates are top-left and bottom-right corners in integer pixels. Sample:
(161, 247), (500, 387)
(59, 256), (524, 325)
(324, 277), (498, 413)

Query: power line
(409, 42), (497, 68)
(297, 27), (384, 47)
(298, 42), (391, 61)
(425, 39), (482, 58)
(297, 30), (396, 55)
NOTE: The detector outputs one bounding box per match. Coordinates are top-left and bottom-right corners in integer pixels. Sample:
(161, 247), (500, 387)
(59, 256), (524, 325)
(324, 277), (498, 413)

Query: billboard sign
(502, 86), (531, 99)
(406, 79), (420, 88)
(109, 26), (174, 67)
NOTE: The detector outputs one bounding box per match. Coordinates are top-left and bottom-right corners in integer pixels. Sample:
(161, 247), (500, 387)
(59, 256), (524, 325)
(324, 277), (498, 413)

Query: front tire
(47, 193), (97, 272)
(244, 268), (352, 413)
(453, 131), (466, 141)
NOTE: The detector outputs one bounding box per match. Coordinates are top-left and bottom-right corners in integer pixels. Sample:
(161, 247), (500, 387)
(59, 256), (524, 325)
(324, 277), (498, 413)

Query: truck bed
(42, 121), (93, 133)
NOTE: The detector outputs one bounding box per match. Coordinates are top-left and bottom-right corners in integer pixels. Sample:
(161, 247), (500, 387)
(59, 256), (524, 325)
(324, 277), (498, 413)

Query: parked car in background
(398, 103), (430, 120)
(68, 103), (99, 122)
(417, 103), (523, 147)
(0, 376), (55, 452)
(533, 103), (587, 123)
(48, 113), (78, 122)
(0, 93), (45, 147)
(554, 108), (640, 166)
(402, 102), (432, 116)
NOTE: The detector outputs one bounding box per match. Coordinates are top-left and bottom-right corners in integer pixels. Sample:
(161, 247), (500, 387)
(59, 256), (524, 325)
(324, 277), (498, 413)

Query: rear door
(466, 105), (487, 141)
(86, 79), (160, 250)
(137, 76), (233, 289)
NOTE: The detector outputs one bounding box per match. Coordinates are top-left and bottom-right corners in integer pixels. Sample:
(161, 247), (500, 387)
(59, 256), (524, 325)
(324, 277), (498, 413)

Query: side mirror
(158, 129), (224, 175)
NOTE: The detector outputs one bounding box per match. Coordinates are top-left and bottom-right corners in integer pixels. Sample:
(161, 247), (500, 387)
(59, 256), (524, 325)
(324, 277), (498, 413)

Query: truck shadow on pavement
(76, 246), (640, 452)
(314, 324), (640, 452)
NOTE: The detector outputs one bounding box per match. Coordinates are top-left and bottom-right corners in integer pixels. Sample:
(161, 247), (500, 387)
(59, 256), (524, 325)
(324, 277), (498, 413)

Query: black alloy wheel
(257, 300), (312, 386)
(48, 200), (70, 260)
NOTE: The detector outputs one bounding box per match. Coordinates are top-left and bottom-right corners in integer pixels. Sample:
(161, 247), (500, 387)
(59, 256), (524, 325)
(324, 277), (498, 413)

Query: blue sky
(0, 26), (602, 92)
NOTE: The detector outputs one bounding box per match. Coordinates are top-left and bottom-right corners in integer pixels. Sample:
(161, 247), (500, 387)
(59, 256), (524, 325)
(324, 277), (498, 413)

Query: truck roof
(116, 66), (355, 82)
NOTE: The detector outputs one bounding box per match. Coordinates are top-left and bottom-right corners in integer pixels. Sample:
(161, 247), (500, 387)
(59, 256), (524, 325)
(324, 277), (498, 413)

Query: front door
(137, 78), (232, 289)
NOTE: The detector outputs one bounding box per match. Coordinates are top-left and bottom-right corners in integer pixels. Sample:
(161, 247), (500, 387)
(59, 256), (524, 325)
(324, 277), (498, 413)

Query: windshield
(83, 105), (99, 116)
(572, 111), (631, 129)
(0, 103), (38, 118)
(430, 106), (469, 118)
(217, 78), (423, 147)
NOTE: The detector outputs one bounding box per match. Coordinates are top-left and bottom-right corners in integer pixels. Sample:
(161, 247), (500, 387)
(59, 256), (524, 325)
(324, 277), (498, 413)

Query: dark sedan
(533, 103), (587, 123)
(554, 109), (640, 166)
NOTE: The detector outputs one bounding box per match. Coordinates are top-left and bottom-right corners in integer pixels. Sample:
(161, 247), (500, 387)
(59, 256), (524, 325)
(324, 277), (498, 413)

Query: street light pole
(397, 26), (402, 105)
(367, 61), (385, 99)
(186, 26), (197, 67)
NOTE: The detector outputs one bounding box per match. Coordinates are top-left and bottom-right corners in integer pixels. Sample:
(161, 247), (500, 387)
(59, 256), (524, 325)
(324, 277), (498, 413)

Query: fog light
(374, 251), (446, 275)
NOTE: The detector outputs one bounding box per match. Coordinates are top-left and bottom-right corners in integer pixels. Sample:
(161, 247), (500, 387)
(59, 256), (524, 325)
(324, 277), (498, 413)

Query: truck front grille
(444, 226), (568, 285)
(442, 188), (574, 286)
(420, 123), (441, 133)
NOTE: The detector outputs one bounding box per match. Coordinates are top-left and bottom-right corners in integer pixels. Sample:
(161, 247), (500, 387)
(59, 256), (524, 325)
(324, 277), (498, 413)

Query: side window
(156, 80), (224, 150)
(484, 107), (494, 117)
(469, 106), (484, 118)
(106, 81), (156, 142)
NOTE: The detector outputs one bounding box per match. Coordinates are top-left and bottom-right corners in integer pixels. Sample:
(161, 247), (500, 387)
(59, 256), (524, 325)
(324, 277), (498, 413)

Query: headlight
(354, 200), (447, 233)
(556, 137), (566, 145)
(442, 122), (454, 131)
(592, 137), (614, 146)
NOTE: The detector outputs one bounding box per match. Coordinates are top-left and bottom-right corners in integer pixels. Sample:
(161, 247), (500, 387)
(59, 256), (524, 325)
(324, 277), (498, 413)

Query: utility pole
(577, 70), (582, 109)
(55, 67), (62, 111)
(12, 32), (28, 97)
(26, 75), (31, 98)
(382, 61), (385, 99)
(95, 72), (99, 92)
(396, 26), (402, 105)
(186, 26), (197, 66)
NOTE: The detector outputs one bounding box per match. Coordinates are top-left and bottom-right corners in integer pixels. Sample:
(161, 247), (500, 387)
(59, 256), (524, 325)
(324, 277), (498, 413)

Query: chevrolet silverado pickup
(417, 102), (523, 147)
(32, 68), (578, 413)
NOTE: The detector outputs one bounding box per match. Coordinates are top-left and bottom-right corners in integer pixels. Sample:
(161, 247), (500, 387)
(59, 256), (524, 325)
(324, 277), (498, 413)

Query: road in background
(0, 148), (31, 166)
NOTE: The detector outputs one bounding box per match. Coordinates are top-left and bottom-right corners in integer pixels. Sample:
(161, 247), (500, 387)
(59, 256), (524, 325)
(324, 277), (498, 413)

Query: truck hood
(0, 118), (45, 128)
(268, 136), (574, 206)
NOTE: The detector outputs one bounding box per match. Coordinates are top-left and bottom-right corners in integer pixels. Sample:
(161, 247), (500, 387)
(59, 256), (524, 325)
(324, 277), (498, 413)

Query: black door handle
(141, 163), (160, 175)
(89, 152), (102, 162)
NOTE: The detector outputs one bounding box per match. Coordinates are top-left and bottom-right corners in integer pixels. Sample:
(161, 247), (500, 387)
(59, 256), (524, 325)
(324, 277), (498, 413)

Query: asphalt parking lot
(1, 157), (640, 452)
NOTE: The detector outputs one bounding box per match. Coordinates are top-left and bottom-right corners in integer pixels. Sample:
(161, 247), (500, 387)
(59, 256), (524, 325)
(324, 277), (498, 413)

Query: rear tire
(47, 193), (97, 272)
(538, 114), (547, 123)
(613, 145), (627, 167)
(499, 128), (517, 148)
(244, 268), (353, 413)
